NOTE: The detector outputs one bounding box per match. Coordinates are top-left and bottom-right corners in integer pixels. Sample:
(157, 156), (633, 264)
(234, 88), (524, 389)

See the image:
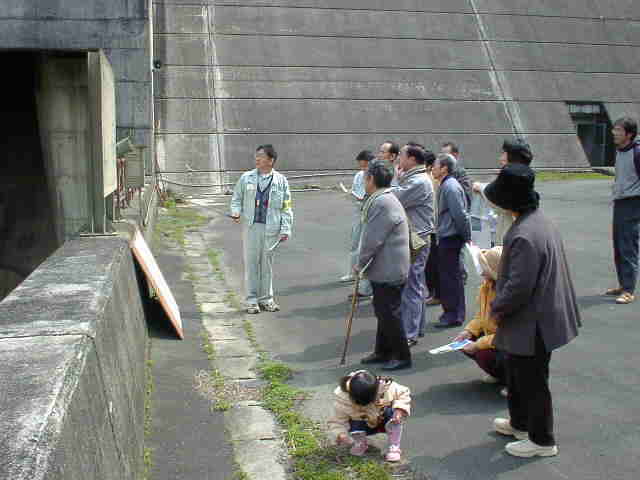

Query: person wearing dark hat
(472, 139), (533, 246)
(483, 163), (581, 458)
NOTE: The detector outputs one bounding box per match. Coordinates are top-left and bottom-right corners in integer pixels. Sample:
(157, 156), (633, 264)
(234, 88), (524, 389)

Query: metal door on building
(576, 122), (607, 167)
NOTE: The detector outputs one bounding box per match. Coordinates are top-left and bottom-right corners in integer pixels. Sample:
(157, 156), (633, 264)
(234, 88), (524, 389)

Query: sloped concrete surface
(0, 237), (148, 480)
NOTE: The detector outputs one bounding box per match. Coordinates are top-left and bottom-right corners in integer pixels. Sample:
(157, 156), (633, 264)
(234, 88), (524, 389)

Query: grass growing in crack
(224, 291), (242, 311)
(207, 248), (226, 281)
(199, 330), (232, 412)
(243, 318), (259, 350)
(142, 340), (155, 480)
(255, 357), (392, 479)
(156, 204), (207, 247)
(536, 171), (610, 182)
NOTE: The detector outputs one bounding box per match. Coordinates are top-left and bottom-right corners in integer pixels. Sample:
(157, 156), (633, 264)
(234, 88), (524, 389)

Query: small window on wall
(566, 102), (615, 167)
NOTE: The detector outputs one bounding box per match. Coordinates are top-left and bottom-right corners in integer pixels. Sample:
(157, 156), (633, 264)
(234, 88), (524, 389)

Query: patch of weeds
(243, 318), (259, 350)
(255, 356), (394, 479)
(155, 204), (207, 247)
(142, 339), (154, 479)
(208, 248), (225, 281)
(536, 171), (610, 182)
(199, 330), (229, 411)
(198, 330), (261, 411)
(143, 447), (153, 479)
(257, 360), (293, 383)
(232, 470), (250, 480)
(224, 291), (242, 310)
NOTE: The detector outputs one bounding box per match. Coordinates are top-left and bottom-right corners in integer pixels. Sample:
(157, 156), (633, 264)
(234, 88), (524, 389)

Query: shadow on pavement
(577, 294), (614, 310)
(279, 280), (347, 296)
(144, 296), (181, 341)
(412, 381), (505, 417)
(278, 329), (377, 364)
(413, 439), (537, 480)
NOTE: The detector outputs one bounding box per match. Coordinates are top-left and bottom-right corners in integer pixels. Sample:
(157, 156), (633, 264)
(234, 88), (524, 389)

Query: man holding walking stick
(356, 161), (412, 371)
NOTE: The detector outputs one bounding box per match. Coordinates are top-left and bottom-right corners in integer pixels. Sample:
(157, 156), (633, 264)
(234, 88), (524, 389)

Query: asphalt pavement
(199, 178), (639, 480)
(147, 238), (235, 480)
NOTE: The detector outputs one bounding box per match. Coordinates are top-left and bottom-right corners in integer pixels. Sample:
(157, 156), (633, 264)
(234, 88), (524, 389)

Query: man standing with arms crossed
(391, 144), (435, 346)
(230, 145), (293, 314)
(605, 118), (640, 305)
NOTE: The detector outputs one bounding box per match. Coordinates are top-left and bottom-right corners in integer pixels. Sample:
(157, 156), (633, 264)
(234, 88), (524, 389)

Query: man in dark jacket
(432, 154), (471, 327)
(484, 163), (581, 458)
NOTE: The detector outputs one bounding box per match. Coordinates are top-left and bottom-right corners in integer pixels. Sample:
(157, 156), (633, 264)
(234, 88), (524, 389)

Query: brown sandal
(605, 287), (624, 296)
(616, 292), (635, 304)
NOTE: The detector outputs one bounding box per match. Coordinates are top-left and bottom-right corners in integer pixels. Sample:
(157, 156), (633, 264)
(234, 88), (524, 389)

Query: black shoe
(360, 353), (388, 365)
(407, 338), (418, 347)
(381, 359), (412, 371)
(418, 332), (425, 338)
(434, 321), (462, 329)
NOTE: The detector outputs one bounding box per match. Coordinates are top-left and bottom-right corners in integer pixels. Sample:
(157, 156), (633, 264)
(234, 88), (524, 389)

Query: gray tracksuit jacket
(613, 140), (640, 201)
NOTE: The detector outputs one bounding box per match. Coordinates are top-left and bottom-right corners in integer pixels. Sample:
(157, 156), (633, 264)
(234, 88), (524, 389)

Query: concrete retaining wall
(0, 237), (148, 480)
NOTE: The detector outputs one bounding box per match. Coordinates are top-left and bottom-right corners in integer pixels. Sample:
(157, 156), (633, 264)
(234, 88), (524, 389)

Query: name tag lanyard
(256, 175), (274, 209)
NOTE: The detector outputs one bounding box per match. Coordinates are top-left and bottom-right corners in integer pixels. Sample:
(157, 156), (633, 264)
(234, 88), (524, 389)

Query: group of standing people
(229, 115), (640, 459)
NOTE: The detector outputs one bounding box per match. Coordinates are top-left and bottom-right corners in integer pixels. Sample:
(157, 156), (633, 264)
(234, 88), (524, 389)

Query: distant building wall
(154, 0), (640, 184)
(0, 0), (153, 150)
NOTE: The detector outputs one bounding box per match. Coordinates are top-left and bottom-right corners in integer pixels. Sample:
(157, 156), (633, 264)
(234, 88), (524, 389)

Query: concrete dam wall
(154, 0), (640, 187)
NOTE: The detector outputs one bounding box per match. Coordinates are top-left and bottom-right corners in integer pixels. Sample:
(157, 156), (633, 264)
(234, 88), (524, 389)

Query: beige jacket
(327, 378), (411, 440)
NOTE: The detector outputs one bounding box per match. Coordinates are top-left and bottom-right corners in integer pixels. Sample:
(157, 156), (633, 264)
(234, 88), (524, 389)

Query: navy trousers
(437, 236), (466, 325)
(613, 197), (640, 294)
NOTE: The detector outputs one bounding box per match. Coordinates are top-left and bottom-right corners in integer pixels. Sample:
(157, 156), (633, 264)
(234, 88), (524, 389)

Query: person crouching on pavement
(357, 160), (412, 371)
(453, 246), (507, 394)
(328, 370), (411, 462)
(230, 145), (293, 314)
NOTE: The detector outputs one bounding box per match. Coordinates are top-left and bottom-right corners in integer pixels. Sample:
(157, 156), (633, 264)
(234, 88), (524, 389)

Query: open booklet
(339, 182), (362, 200)
(429, 339), (472, 355)
(463, 243), (484, 277)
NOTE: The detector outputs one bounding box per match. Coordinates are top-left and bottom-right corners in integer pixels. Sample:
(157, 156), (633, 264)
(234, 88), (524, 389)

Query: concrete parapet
(0, 237), (148, 480)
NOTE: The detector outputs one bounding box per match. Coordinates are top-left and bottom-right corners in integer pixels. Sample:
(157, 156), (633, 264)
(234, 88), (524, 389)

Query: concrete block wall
(0, 237), (148, 480)
(0, 0), (154, 152)
(153, 0), (640, 186)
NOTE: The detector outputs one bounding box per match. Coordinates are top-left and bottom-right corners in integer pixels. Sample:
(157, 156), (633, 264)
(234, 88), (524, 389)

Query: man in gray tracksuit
(231, 145), (293, 314)
(391, 144), (435, 345)
(605, 117), (640, 304)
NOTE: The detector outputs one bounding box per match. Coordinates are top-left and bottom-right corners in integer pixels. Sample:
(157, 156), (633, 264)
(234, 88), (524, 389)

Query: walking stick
(340, 259), (373, 366)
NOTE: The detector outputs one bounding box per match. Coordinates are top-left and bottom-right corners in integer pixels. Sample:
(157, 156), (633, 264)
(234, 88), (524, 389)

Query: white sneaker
(247, 305), (260, 314)
(340, 274), (355, 283)
(500, 387), (508, 398)
(505, 439), (558, 458)
(481, 374), (499, 384)
(493, 418), (528, 440)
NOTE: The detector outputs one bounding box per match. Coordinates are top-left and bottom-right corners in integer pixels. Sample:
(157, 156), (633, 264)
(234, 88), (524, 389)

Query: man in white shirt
(341, 150), (374, 298)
